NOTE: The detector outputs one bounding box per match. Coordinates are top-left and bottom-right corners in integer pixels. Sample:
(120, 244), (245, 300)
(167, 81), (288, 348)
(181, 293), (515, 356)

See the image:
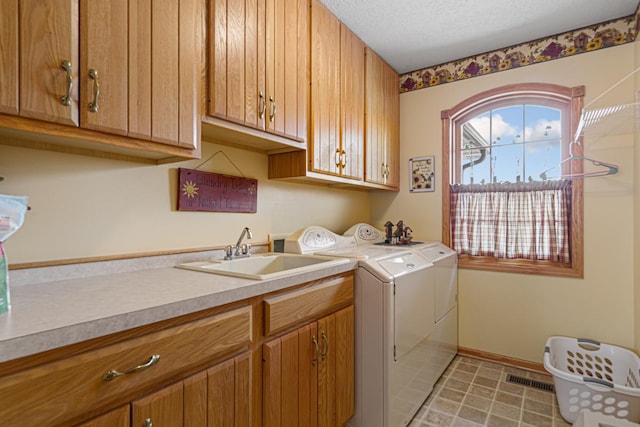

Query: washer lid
(378, 251), (433, 278)
(417, 243), (456, 262)
(317, 245), (410, 261)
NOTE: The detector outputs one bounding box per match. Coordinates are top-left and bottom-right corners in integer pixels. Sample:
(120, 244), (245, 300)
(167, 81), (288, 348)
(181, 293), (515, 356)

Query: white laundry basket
(543, 336), (640, 424)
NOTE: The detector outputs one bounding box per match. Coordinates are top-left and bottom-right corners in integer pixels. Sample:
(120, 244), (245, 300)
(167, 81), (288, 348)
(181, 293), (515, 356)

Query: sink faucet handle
(225, 245), (234, 259)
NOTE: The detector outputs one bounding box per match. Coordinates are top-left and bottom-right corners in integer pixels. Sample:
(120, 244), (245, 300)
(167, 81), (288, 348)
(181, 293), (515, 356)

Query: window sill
(458, 255), (583, 279)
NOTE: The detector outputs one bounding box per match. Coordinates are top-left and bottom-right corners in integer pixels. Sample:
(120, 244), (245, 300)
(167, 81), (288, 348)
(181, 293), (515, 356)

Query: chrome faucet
(225, 227), (253, 259)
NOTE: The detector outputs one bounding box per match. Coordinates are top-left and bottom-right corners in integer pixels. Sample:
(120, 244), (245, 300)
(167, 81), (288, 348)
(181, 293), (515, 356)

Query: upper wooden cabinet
(365, 48), (399, 189)
(19, 0), (79, 126)
(80, 0), (200, 147)
(1, 0), (19, 115)
(269, 0), (367, 185)
(309, 2), (364, 181)
(207, 0), (308, 147)
(1, 0), (201, 163)
(309, 0), (341, 176)
(340, 24), (366, 181)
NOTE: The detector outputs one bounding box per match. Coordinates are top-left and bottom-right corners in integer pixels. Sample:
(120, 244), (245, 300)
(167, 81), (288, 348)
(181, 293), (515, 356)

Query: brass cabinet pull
(335, 149), (341, 168)
(341, 150), (347, 168)
(312, 336), (319, 366)
(269, 96), (276, 122)
(321, 331), (329, 361)
(259, 91), (266, 120)
(88, 69), (100, 113)
(102, 354), (160, 382)
(143, 418), (153, 427)
(60, 60), (73, 106)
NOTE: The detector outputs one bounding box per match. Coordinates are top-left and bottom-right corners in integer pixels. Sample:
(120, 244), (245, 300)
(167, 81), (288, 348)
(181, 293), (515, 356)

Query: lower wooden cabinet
(77, 351), (253, 427)
(0, 272), (354, 427)
(263, 305), (354, 427)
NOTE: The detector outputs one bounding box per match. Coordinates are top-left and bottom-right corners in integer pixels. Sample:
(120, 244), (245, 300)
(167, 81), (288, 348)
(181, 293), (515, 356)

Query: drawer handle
(60, 60), (73, 106)
(88, 68), (100, 113)
(259, 91), (266, 120)
(312, 336), (319, 366)
(269, 95), (276, 122)
(321, 331), (329, 361)
(102, 354), (160, 382)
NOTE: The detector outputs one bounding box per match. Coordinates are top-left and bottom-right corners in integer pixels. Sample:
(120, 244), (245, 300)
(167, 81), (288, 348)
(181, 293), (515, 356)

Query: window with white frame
(441, 83), (584, 278)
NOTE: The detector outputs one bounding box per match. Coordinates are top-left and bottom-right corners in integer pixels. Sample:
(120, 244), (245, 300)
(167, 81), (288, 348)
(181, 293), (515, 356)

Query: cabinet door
(19, 0), (79, 126)
(0, 0), (18, 115)
(265, 0), (308, 141)
(80, 0), (128, 135)
(207, 352), (252, 426)
(383, 61), (400, 189)
(365, 49), (399, 188)
(76, 405), (130, 427)
(129, 0), (200, 148)
(340, 25), (365, 181)
(317, 306), (354, 427)
(209, 0), (265, 131)
(132, 381), (184, 427)
(263, 324), (318, 427)
(184, 371), (208, 426)
(310, 0), (341, 176)
(365, 48), (385, 185)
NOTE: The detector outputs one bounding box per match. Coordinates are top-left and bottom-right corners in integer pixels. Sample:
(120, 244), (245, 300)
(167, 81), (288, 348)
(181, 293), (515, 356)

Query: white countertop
(0, 260), (357, 363)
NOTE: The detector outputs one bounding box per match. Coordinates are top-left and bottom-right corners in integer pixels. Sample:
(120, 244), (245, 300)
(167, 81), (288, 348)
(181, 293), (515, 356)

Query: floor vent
(506, 374), (555, 393)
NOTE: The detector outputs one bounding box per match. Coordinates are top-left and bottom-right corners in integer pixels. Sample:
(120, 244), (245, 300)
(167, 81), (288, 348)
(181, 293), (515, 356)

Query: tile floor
(408, 355), (572, 427)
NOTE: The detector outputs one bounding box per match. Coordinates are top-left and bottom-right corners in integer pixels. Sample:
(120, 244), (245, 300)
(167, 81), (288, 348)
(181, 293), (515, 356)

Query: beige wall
(0, 141), (371, 264)
(372, 44), (637, 363)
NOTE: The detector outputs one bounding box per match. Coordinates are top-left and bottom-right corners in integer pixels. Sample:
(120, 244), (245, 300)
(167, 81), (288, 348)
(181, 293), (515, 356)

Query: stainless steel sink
(175, 253), (349, 280)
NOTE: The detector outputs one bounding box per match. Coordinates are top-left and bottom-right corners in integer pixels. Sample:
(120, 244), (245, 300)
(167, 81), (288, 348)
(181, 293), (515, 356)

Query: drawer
(264, 274), (353, 336)
(0, 305), (252, 427)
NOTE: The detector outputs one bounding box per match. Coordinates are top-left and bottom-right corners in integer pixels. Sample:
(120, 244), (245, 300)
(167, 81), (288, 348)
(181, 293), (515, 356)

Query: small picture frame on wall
(409, 156), (435, 192)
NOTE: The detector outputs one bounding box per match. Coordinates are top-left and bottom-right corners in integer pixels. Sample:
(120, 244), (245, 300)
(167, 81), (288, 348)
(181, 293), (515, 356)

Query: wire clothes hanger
(538, 138), (618, 180)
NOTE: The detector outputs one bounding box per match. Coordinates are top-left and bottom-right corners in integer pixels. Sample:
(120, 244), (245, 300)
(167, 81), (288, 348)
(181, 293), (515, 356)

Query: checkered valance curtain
(450, 180), (572, 263)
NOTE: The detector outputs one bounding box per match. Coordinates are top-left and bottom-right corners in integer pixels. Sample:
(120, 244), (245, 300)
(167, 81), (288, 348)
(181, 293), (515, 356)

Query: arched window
(441, 83), (584, 278)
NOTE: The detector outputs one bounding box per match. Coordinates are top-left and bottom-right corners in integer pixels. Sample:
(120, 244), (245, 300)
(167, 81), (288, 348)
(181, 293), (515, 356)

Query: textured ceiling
(317, 0), (639, 74)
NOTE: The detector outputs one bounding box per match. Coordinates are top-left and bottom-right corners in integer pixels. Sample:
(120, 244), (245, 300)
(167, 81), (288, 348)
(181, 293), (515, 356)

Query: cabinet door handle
(60, 60), (73, 106)
(88, 69), (100, 113)
(269, 96), (276, 122)
(312, 335), (320, 366)
(102, 354), (160, 381)
(143, 418), (153, 427)
(341, 150), (347, 168)
(259, 91), (266, 120)
(321, 331), (329, 361)
(335, 149), (341, 168)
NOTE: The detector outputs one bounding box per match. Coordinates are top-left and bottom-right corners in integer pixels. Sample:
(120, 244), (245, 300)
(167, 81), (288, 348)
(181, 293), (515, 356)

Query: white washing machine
(285, 226), (437, 427)
(344, 223), (459, 389)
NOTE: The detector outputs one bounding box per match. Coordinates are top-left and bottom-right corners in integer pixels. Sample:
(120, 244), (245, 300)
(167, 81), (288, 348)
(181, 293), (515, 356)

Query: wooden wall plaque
(178, 168), (257, 213)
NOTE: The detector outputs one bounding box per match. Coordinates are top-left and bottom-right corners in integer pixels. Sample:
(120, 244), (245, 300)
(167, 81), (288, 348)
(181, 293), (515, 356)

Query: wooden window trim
(441, 83), (584, 278)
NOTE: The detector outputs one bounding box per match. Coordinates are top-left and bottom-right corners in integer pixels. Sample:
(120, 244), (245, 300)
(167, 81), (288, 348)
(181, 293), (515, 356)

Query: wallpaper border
(399, 7), (640, 93)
